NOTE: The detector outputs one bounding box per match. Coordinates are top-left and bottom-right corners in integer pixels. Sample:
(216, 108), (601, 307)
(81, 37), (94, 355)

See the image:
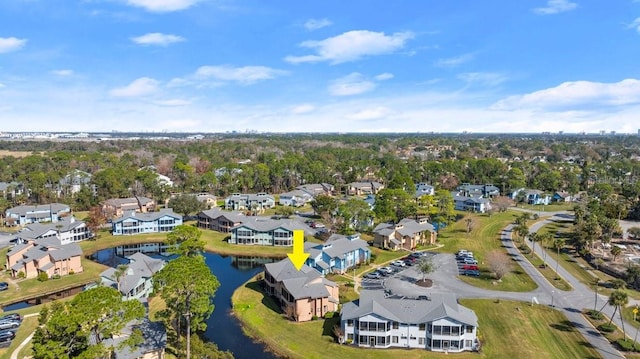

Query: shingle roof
(100, 252), (165, 295)
(234, 217), (315, 235)
(264, 259), (337, 300)
(6, 203), (70, 216)
(18, 216), (85, 239)
(198, 208), (245, 223)
(341, 290), (478, 326)
(112, 208), (181, 224)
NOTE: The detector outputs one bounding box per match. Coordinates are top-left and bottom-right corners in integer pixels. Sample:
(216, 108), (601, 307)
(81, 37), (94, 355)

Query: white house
(415, 183), (435, 198)
(100, 252), (166, 301)
(224, 193), (275, 211)
(452, 193), (491, 213)
(111, 208), (183, 235)
(15, 216), (93, 245)
(4, 203), (71, 226)
(278, 189), (313, 207)
(305, 234), (371, 275)
(341, 290), (479, 352)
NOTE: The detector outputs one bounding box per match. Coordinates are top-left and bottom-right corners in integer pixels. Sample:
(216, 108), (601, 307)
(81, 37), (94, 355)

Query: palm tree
(539, 232), (553, 267)
(553, 238), (564, 279)
(611, 246), (622, 263)
(529, 232), (539, 257)
(605, 290), (629, 339)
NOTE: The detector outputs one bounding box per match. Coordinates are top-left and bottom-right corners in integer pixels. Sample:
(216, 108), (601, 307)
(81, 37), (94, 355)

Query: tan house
(347, 181), (384, 195)
(372, 217), (437, 251)
(6, 237), (83, 279)
(264, 259), (339, 322)
(102, 197), (156, 218)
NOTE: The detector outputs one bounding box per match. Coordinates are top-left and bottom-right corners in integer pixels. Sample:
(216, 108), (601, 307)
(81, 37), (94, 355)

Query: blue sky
(1, 0), (640, 133)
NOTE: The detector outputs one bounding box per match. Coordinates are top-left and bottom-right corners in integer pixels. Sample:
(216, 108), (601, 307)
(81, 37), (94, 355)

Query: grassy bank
(231, 277), (602, 359)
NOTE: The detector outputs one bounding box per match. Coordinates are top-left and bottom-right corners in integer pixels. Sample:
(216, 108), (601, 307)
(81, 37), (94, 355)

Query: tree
(611, 245), (622, 263)
(154, 255), (220, 359)
(112, 264), (129, 294)
(538, 232), (553, 267)
(85, 206), (106, 239)
(465, 217), (473, 238)
(310, 195), (337, 217)
(626, 265), (640, 289)
(336, 198), (373, 234)
(166, 225), (205, 257)
(553, 238), (564, 278)
(434, 189), (455, 225)
(605, 290), (629, 339)
(374, 188), (417, 224)
(416, 257), (436, 282)
(628, 227), (640, 240)
(168, 194), (205, 218)
(492, 196), (513, 213)
(32, 287), (145, 359)
(529, 232), (539, 257)
(487, 250), (512, 280)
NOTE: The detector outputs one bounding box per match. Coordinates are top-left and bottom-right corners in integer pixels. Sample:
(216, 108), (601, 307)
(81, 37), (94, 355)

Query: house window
(466, 325), (474, 333)
(442, 326), (451, 336)
(359, 336), (367, 345)
(347, 320), (353, 327)
(465, 339), (472, 348)
(377, 336), (385, 345)
(392, 321), (399, 329)
(347, 333), (354, 341)
(419, 337), (425, 345)
(433, 325), (442, 335)
(432, 339), (441, 349)
(392, 336), (398, 344)
(419, 323), (426, 331)
(377, 322), (385, 332)
(452, 326), (460, 336)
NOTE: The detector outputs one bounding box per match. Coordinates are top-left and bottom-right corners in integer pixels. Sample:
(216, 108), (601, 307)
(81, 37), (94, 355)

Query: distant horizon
(2, 1), (640, 133)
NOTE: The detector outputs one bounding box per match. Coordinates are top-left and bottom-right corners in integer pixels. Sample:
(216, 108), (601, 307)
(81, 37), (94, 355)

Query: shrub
(17, 271), (25, 279)
(37, 272), (49, 282)
(586, 310), (604, 320)
(597, 323), (616, 333)
(325, 311), (335, 319)
(616, 338), (640, 352)
(69, 270), (75, 275)
(311, 315), (318, 321)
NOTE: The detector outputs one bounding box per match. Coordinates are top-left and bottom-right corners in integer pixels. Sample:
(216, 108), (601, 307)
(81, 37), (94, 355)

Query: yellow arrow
(287, 229), (309, 271)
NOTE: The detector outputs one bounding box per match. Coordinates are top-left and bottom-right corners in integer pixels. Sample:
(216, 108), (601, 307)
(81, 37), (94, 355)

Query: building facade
(111, 208), (182, 236)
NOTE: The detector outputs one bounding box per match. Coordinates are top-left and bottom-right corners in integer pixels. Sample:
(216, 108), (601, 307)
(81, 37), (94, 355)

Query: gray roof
(198, 208), (245, 223)
(109, 318), (167, 359)
(101, 252), (165, 295)
(373, 218), (435, 238)
(341, 290), (478, 327)
(457, 183), (500, 194)
(348, 181), (383, 189)
(48, 242), (83, 261)
(59, 170), (92, 185)
(104, 196), (154, 208)
(305, 234), (369, 260)
(453, 193), (490, 204)
(112, 208), (181, 224)
(18, 216), (85, 239)
(295, 183), (334, 195)
(264, 259), (337, 300)
(226, 193), (275, 203)
(7, 242), (31, 256)
(6, 203), (70, 216)
(234, 217), (315, 235)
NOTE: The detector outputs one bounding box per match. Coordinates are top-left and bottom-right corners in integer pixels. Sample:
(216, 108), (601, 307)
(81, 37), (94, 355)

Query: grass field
(434, 211), (538, 292)
(231, 277), (602, 359)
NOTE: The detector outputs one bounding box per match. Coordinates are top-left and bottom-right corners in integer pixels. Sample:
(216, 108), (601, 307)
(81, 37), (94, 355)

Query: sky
(1, 0), (640, 134)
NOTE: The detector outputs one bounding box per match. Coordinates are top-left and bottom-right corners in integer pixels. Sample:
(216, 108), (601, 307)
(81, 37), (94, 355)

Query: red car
(462, 264), (479, 271)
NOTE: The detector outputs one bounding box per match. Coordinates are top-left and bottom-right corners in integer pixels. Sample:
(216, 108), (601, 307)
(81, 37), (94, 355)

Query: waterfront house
(100, 252), (165, 301)
(264, 259), (339, 322)
(102, 196), (156, 218)
(224, 193), (276, 211)
(6, 237), (83, 279)
(372, 218), (437, 251)
(452, 193), (491, 213)
(229, 217), (313, 246)
(197, 208), (245, 233)
(15, 216), (93, 245)
(111, 208), (182, 236)
(305, 234), (371, 275)
(4, 203), (71, 226)
(341, 290), (479, 352)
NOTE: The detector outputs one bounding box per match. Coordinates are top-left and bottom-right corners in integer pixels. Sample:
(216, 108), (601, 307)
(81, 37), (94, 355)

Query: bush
(311, 315), (318, 321)
(586, 310), (604, 320)
(616, 338), (640, 352)
(17, 271), (25, 279)
(597, 323), (616, 333)
(37, 272), (49, 282)
(325, 311), (335, 319)
(69, 270), (75, 275)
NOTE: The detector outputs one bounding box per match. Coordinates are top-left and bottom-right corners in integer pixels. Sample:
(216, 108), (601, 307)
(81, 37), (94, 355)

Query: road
(380, 211), (627, 358)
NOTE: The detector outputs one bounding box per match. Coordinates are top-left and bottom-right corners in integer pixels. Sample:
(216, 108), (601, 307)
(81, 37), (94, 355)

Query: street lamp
(551, 290), (555, 308)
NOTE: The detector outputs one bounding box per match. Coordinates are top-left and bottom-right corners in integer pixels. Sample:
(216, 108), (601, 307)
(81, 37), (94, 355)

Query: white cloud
(458, 72), (508, 87)
(154, 99), (191, 106)
(109, 77), (160, 97)
(51, 69), (74, 76)
(0, 37), (27, 54)
(124, 0), (202, 12)
(347, 106), (393, 121)
(291, 104), (315, 114)
(434, 53), (474, 68)
(304, 18), (332, 31)
(491, 79), (640, 110)
(629, 17), (640, 33)
(131, 33), (185, 46)
(194, 65), (288, 84)
(285, 30), (414, 64)
(375, 73), (394, 81)
(0, 83), (5, 88)
(328, 73), (376, 96)
(532, 0), (578, 15)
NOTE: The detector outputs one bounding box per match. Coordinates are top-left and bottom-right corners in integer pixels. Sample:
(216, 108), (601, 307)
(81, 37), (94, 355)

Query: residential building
(6, 237), (83, 279)
(229, 217), (314, 246)
(15, 216), (93, 245)
(0, 181), (25, 200)
(415, 183), (435, 198)
(347, 182), (384, 196)
(552, 191), (575, 203)
(106, 318), (167, 359)
(195, 193), (218, 209)
(305, 234), (371, 275)
(57, 169), (94, 196)
(224, 193), (275, 211)
(452, 193), (491, 213)
(111, 208), (183, 236)
(341, 290), (479, 352)
(296, 183), (335, 197)
(279, 189), (313, 207)
(197, 208), (245, 233)
(456, 183), (500, 198)
(4, 203), (71, 226)
(264, 259), (339, 322)
(524, 190), (550, 205)
(372, 218), (437, 251)
(100, 252), (165, 301)
(102, 197), (156, 218)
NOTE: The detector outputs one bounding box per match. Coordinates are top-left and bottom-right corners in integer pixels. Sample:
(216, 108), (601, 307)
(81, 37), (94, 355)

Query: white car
(391, 260), (406, 267)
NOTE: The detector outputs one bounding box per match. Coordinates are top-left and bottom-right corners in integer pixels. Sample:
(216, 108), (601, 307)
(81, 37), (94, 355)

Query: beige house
(264, 259), (339, 322)
(372, 218), (437, 251)
(102, 197), (156, 218)
(6, 238), (83, 279)
(347, 181), (384, 195)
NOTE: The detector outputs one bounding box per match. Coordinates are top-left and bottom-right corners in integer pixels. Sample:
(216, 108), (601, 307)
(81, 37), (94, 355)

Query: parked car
(0, 314), (21, 323)
(462, 264), (479, 271)
(0, 282), (8, 291)
(379, 266), (393, 274)
(391, 260), (406, 267)
(464, 270), (480, 277)
(0, 330), (15, 342)
(463, 258), (478, 265)
(403, 256), (417, 263)
(403, 259), (415, 266)
(0, 321), (20, 331)
(364, 272), (381, 279)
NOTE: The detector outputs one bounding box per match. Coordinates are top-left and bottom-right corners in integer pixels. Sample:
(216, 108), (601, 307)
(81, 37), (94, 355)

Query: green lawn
(584, 309), (640, 358)
(231, 277), (601, 359)
(435, 211), (538, 292)
(516, 202), (576, 212)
